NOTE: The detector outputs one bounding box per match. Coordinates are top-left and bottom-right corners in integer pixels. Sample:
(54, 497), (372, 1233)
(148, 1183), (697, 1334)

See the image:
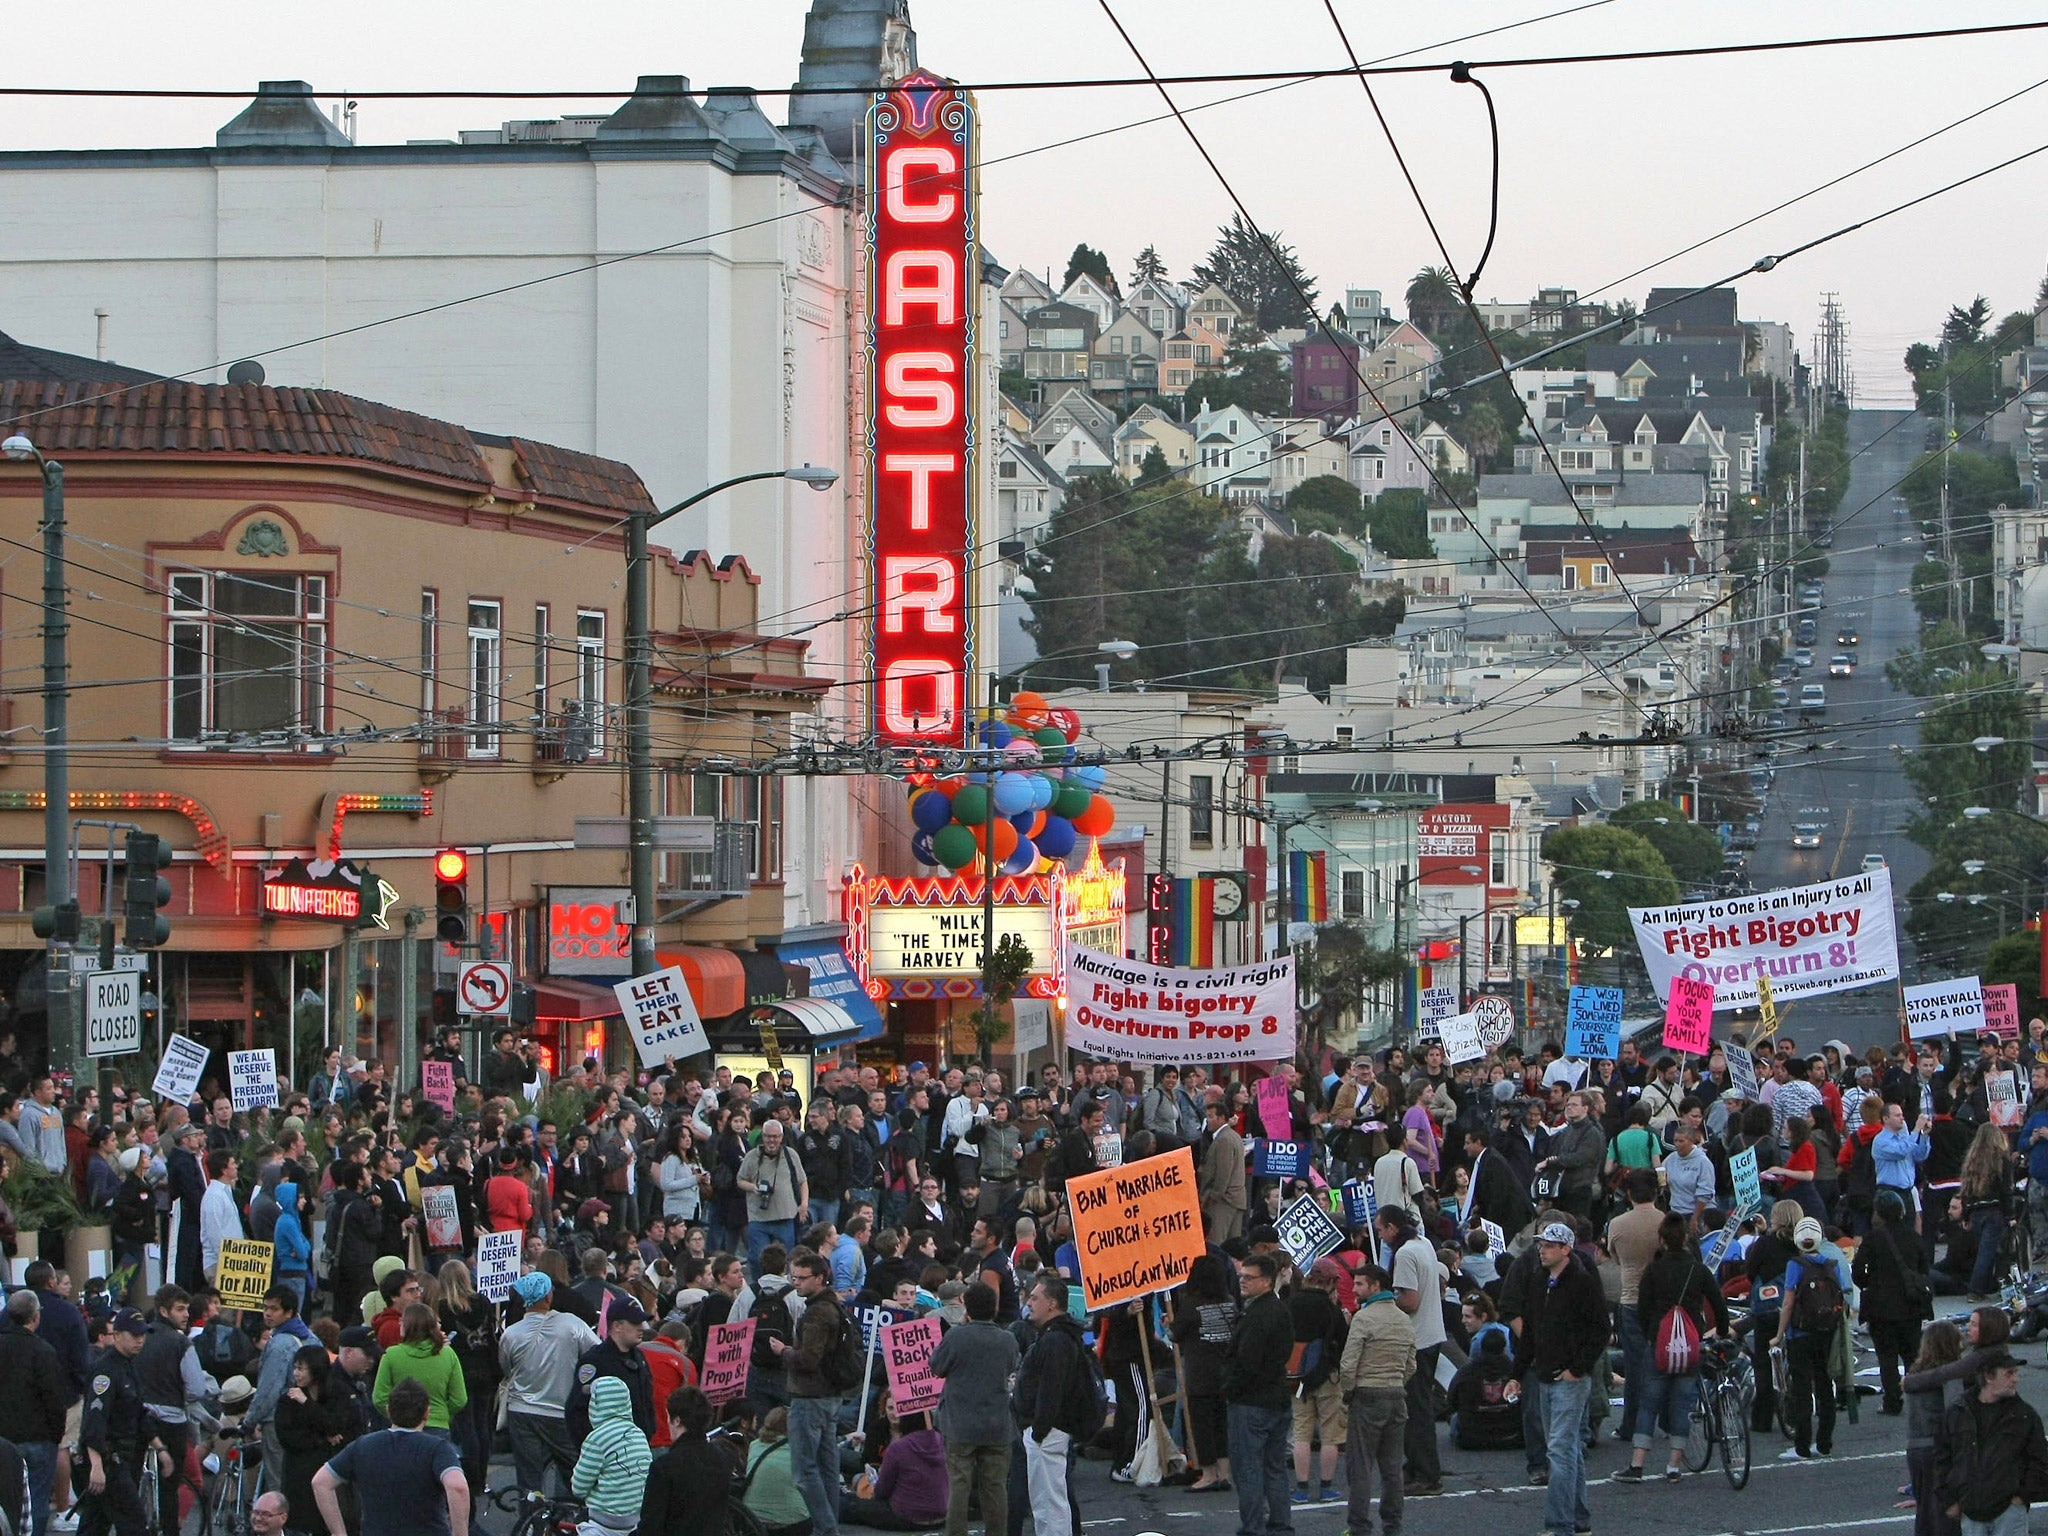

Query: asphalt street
(1066, 1315), (2042, 1536)
(1734, 407), (1935, 1059)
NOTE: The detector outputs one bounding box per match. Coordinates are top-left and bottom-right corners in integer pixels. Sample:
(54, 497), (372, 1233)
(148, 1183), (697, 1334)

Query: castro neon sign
(865, 71), (977, 746)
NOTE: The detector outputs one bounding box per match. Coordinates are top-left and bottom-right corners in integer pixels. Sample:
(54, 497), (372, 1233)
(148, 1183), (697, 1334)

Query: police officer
(78, 1308), (154, 1536)
(562, 1298), (654, 1447)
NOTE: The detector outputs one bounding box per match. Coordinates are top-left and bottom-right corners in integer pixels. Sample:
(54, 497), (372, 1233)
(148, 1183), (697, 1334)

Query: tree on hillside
(1541, 825), (1679, 957)
(1609, 800), (1723, 889)
(1191, 213), (1319, 331)
(1191, 533), (1398, 693)
(1062, 243), (1116, 295)
(1018, 473), (1233, 688)
(1902, 810), (2048, 976)
(1130, 245), (1168, 287)
(1942, 296), (1992, 347)
(1460, 400), (1505, 473)
(1286, 475), (1365, 537)
(1902, 676), (2032, 827)
(1135, 444), (1172, 487)
(1405, 265), (1462, 336)
(1362, 488), (1433, 560)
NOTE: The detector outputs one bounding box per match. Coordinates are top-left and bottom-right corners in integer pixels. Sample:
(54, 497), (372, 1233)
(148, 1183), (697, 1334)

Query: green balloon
(1033, 726), (1068, 749)
(932, 824), (978, 869)
(951, 784), (991, 826)
(1053, 782), (1091, 820)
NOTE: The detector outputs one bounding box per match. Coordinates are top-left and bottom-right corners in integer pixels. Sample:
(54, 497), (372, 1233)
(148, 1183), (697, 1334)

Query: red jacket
(640, 1336), (697, 1447)
(484, 1172), (533, 1233)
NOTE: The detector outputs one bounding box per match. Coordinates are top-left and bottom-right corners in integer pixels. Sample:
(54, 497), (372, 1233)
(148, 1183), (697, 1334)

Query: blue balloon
(965, 770), (989, 785)
(1036, 816), (1077, 858)
(979, 720), (1014, 748)
(992, 772), (1035, 817)
(910, 829), (938, 865)
(910, 790), (954, 832)
(1076, 765), (1108, 791)
(1030, 774), (1057, 810)
(1001, 837), (1037, 876)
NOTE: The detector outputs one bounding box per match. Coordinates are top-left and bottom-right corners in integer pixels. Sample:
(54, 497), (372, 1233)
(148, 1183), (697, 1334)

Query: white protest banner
(1479, 1218), (1507, 1258)
(1471, 994), (1516, 1049)
(474, 1229), (522, 1301)
(1066, 948), (1294, 1066)
(152, 1036), (210, 1103)
(1437, 1011), (1486, 1065)
(1012, 997), (1050, 1054)
(1989, 1071), (2021, 1128)
(1726, 1043), (1760, 1102)
(1415, 985), (1457, 1043)
(421, 1185), (461, 1250)
(1730, 1145), (1762, 1212)
(228, 1049), (278, 1111)
(1628, 868), (1898, 1009)
(612, 965), (709, 1067)
(1274, 1193), (1345, 1269)
(1903, 976), (1985, 1039)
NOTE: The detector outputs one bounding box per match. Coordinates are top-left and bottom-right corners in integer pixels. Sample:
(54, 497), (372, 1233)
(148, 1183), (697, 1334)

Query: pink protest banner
(1983, 983), (2021, 1039)
(702, 1319), (755, 1404)
(1662, 976), (1716, 1055)
(883, 1315), (944, 1416)
(1256, 1074), (1292, 1140)
(422, 1060), (456, 1115)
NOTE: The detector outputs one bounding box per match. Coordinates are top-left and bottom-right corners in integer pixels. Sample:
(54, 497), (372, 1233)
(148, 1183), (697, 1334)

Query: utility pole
(1941, 339), (1957, 626)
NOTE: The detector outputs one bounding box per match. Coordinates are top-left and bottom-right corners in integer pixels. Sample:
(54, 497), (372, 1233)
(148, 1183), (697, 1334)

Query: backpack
(751, 1287), (795, 1367)
(820, 1303), (865, 1394)
(1069, 1338), (1109, 1440)
(1843, 1134), (1877, 1205)
(1653, 1299), (1702, 1374)
(1789, 1257), (1845, 1334)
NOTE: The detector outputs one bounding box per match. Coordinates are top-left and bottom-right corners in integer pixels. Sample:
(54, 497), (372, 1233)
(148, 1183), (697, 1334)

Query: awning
(758, 996), (864, 1045)
(656, 944), (747, 1018)
(532, 978), (623, 1024)
(737, 949), (789, 1006)
(771, 939), (885, 1041)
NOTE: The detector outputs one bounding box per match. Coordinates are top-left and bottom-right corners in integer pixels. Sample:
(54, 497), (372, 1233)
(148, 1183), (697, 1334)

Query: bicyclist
(136, 1285), (212, 1536)
(76, 1308), (153, 1536)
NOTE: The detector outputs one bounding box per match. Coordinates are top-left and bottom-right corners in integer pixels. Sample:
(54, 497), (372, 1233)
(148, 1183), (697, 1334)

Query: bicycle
(1681, 1335), (1755, 1489)
(493, 1487), (589, 1536)
(202, 1425), (266, 1536)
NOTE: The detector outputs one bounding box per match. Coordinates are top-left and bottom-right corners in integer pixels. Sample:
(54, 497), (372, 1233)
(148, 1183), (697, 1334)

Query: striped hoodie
(571, 1375), (652, 1528)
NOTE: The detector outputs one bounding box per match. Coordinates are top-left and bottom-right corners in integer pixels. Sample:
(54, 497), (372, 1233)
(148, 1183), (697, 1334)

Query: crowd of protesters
(1, 1016), (2048, 1536)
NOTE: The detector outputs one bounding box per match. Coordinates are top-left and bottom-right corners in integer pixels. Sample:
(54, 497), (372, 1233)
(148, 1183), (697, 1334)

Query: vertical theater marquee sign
(865, 71), (979, 748)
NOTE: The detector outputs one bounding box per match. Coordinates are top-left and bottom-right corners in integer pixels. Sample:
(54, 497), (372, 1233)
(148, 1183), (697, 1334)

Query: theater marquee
(864, 70), (978, 747)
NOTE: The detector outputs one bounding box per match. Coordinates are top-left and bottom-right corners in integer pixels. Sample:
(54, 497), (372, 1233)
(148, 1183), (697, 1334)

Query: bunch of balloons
(906, 690), (1117, 876)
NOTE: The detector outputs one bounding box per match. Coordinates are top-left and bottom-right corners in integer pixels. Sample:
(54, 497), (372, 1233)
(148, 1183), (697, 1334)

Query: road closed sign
(457, 961), (512, 1017)
(85, 969), (142, 1058)
(612, 965), (709, 1067)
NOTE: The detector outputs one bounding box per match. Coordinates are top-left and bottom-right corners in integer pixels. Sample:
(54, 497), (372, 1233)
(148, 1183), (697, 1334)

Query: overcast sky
(2, 0), (2043, 405)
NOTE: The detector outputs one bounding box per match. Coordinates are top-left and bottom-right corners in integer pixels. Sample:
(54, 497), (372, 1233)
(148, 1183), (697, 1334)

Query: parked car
(1770, 685), (1792, 707)
(1793, 646), (1814, 667)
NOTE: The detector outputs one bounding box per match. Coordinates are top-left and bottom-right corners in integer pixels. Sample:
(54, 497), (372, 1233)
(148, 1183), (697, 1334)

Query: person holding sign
(200, 1150), (244, 1285)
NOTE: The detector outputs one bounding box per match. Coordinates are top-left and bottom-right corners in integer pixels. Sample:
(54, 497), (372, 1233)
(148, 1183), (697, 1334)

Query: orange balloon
(1027, 810), (1048, 838)
(1008, 689), (1051, 729)
(1072, 795), (1115, 837)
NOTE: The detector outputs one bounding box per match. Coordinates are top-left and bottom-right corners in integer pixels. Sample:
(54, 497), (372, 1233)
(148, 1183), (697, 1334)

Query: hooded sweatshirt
(273, 1182), (312, 1278)
(571, 1375), (652, 1529)
(248, 1163), (284, 1242)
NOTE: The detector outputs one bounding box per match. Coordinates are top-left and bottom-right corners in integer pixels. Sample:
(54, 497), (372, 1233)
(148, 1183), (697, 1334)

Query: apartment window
(1493, 847), (1509, 884)
(1188, 775), (1214, 848)
(1335, 725), (1355, 744)
(1341, 868), (1364, 921)
(467, 600), (502, 756)
(576, 611), (606, 753)
(1592, 563), (1612, 586)
(168, 572), (327, 744)
(532, 604), (550, 724)
(1110, 335), (1124, 354)
(719, 773), (785, 882)
(419, 589), (438, 718)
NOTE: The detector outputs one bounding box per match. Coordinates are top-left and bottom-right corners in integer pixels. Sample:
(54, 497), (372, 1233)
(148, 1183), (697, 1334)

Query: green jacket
(744, 1440), (811, 1528)
(371, 1339), (470, 1430)
(572, 1376), (652, 1522)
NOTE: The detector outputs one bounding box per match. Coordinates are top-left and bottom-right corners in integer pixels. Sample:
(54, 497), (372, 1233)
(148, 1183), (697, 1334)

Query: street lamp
(2, 434), (73, 1078)
(627, 464), (837, 977)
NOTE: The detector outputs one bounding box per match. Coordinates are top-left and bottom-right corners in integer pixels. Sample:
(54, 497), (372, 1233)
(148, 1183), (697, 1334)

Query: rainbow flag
(1168, 877), (1218, 966)
(1288, 850), (1328, 924)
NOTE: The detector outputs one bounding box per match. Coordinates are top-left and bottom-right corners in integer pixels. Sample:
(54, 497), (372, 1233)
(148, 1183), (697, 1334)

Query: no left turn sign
(457, 961), (512, 1017)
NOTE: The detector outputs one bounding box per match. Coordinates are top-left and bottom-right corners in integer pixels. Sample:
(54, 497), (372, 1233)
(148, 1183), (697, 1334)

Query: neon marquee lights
(865, 71), (978, 746)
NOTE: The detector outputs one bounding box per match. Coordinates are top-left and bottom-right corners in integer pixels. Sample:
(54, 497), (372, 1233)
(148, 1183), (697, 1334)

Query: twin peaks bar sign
(864, 71), (979, 747)
(261, 858), (398, 930)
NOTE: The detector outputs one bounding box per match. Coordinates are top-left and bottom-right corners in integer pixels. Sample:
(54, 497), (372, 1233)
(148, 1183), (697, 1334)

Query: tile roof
(0, 378), (655, 514)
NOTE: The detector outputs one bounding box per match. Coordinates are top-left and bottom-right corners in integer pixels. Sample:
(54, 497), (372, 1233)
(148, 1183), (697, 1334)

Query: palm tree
(1405, 265), (1461, 334)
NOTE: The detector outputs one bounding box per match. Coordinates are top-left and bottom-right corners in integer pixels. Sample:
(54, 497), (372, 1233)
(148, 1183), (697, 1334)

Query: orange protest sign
(1068, 1145), (1206, 1310)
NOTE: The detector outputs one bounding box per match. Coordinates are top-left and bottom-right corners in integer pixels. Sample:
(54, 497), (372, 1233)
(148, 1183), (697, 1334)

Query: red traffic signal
(434, 848), (469, 882)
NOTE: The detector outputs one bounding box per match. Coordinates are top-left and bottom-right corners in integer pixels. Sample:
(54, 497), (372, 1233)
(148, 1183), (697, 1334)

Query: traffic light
(434, 848), (469, 945)
(30, 898), (80, 943)
(431, 987), (458, 1027)
(123, 831), (173, 948)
